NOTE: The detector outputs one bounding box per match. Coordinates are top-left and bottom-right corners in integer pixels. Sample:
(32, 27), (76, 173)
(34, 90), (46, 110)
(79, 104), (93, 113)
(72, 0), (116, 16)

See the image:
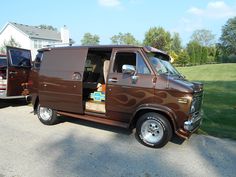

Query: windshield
(147, 53), (181, 77)
(0, 58), (7, 67)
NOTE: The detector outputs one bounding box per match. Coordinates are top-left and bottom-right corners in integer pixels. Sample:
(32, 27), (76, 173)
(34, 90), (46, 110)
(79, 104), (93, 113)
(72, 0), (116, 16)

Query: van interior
(83, 48), (112, 114)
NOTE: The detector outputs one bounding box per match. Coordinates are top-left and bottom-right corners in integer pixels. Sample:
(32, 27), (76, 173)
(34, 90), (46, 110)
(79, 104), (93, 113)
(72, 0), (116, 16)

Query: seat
(103, 60), (110, 83)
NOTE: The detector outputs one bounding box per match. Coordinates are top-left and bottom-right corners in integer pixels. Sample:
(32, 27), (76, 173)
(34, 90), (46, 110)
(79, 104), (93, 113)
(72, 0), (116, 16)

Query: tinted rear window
(8, 48), (31, 67)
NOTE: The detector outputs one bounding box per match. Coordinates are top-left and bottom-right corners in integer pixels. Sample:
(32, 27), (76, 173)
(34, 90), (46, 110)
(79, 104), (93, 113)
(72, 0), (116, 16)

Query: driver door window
(113, 52), (136, 73)
(112, 51), (150, 75)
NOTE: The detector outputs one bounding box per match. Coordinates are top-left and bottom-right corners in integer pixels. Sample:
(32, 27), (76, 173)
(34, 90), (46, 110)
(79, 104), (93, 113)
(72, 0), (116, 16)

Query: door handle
(72, 72), (81, 80)
(108, 78), (118, 82)
(9, 71), (18, 75)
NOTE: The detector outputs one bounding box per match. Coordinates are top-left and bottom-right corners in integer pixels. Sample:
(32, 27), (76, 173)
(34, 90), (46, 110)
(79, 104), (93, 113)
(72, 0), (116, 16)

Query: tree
(81, 33), (100, 45)
(219, 17), (236, 55)
(201, 47), (208, 64)
(195, 44), (202, 64)
(0, 37), (21, 54)
(171, 32), (182, 54)
(175, 50), (189, 66)
(38, 24), (57, 31)
(187, 41), (204, 65)
(110, 32), (140, 45)
(143, 27), (172, 52)
(207, 46), (217, 63)
(191, 29), (215, 46)
(186, 41), (196, 64)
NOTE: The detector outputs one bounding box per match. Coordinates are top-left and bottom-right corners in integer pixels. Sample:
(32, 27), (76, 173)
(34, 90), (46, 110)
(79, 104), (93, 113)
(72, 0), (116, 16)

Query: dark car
(29, 45), (203, 148)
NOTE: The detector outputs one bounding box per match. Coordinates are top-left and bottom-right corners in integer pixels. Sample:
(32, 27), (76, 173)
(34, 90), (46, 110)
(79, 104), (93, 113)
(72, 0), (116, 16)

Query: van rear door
(6, 46), (31, 97)
(39, 47), (88, 114)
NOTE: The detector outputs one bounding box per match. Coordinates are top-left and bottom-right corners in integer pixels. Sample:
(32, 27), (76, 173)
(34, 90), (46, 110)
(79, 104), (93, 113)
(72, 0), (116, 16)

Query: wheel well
(131, 109), (176, 132)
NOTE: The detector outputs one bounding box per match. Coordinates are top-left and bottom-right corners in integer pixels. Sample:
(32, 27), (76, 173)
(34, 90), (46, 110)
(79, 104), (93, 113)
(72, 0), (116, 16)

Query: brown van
(0, 47), (31, 100)
(29, 45), (203, 148)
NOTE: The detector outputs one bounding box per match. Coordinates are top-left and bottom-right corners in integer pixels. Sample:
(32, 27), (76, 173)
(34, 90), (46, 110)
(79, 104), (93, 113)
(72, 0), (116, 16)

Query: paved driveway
(0, 100), (236, 177)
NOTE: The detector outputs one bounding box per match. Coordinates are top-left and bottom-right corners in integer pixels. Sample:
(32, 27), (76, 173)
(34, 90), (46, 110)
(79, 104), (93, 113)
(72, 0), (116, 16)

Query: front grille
(195, 96), (202, 112)
(194, 92), (203, 113)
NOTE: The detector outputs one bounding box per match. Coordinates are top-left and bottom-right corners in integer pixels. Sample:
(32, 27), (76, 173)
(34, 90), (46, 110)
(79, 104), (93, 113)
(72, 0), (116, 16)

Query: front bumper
(176, 113), (202, 139)
(184, 113), (202, 132)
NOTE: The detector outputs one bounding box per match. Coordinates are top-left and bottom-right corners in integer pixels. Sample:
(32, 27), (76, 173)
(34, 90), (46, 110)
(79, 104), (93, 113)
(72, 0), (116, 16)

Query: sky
(1, 0), (236, 46)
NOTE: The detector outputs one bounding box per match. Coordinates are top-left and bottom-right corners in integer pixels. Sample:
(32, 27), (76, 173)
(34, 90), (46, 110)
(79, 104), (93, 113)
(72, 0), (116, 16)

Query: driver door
(106, 48), (156, 122)
(6, 46), (32, 97)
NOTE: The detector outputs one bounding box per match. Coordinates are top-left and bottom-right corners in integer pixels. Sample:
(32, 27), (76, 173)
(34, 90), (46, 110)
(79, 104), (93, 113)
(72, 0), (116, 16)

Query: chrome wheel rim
(141, 119), (164, 144)
(39, 107), (52, 121)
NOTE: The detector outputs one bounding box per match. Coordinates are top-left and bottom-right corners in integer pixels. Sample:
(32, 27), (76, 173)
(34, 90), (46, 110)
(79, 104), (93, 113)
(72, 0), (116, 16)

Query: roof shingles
(10, 22), (61, 41)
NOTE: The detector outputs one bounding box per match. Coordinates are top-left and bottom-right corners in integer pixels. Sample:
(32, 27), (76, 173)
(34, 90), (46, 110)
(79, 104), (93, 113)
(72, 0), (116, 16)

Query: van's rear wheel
(136, 112), (172, 148)
(37, 104), (58, 125)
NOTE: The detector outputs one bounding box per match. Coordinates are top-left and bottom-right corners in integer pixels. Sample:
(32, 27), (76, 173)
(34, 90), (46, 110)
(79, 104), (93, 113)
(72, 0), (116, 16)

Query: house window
(34, 40), (42, 49)
(38, 40), (42, 48)
(34, 40), (38, 48)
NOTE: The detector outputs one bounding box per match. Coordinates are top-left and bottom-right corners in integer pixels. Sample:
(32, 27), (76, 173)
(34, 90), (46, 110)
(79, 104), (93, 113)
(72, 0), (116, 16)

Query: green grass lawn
(177, 63), (236, 140)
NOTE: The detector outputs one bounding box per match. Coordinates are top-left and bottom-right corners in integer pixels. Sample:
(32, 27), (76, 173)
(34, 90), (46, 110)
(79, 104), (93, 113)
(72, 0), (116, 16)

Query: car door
(39, 47), (88, 114)
(6, 46), (31, 97)
(106, 48), (156, 123)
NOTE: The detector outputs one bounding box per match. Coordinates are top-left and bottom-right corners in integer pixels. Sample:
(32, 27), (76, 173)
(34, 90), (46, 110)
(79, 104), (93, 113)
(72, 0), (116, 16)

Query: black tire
(136, 112), (172, 148)
(37, 104), (58, 125)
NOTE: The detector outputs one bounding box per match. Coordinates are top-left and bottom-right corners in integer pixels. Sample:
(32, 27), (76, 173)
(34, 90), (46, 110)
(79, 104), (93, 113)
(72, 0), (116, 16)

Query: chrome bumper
(0, 91), (26, 99)
(184, 113), (202, 132)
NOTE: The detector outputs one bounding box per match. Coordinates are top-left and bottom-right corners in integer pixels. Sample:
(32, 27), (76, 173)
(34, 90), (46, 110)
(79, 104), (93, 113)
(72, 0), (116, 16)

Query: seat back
(103, 60), (110, 83)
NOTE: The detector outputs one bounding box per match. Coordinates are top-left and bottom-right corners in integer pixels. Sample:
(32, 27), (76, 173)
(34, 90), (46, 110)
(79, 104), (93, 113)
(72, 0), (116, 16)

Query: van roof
(38, 45), (140, 51)
(38, 45), (168, 55)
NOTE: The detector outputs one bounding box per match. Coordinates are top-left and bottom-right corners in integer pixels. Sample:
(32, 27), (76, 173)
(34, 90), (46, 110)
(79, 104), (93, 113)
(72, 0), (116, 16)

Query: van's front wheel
(37, 104), (58, 125)
(136, 112), (172, 148)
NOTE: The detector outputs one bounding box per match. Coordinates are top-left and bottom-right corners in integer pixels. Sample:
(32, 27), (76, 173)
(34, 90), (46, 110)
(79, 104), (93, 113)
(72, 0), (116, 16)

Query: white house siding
(0, 22), (70, 60)
(0, 24), (31, 51)
(30, 38), (60, 59)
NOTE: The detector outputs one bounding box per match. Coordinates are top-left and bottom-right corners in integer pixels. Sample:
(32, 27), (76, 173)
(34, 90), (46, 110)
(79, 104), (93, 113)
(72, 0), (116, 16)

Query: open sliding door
(39, 47), (88, 114)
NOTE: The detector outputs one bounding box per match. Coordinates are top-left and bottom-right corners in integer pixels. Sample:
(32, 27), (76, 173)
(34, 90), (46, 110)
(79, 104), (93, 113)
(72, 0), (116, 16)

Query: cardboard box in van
(29, 45), (204, 148)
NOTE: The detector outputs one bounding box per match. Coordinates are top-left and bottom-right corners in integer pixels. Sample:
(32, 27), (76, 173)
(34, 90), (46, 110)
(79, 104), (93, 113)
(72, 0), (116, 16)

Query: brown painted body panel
(7, 67), (31, 96)
(106, 73), (155, 122)
(29, 69), (39, 105)
(39, 47), (88, 113)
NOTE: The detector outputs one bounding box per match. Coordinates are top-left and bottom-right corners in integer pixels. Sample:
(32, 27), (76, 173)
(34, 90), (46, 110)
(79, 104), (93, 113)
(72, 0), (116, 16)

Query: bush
(220, 55), (236, 63)
(228, 55), (236, 63)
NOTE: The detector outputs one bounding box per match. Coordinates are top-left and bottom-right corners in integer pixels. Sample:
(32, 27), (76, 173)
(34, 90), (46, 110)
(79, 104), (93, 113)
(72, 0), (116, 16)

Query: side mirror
(122, 64), (136, 75)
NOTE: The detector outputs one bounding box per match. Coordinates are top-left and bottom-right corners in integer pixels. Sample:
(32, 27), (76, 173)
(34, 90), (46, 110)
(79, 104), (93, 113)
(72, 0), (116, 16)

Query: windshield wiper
(163, 71), (182, 78)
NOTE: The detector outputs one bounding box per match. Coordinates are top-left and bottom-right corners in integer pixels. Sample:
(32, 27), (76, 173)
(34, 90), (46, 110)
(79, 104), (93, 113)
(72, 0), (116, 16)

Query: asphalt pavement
(0, 100), (236, 177)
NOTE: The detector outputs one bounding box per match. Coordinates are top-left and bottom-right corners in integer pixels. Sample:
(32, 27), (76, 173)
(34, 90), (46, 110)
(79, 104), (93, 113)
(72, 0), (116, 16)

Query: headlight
(190, 98), (196, 113)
